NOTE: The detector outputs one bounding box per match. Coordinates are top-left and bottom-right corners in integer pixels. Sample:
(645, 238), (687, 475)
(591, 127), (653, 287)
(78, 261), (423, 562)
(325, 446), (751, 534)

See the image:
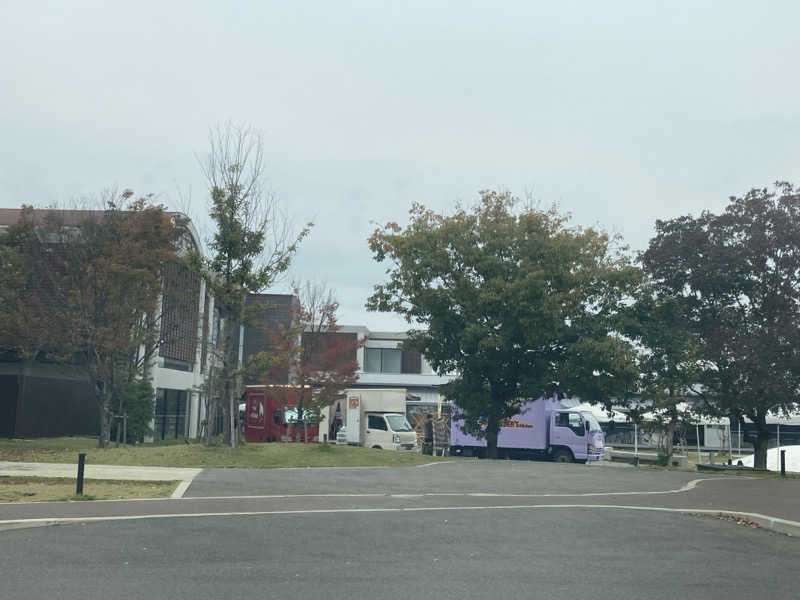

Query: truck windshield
(385, 414), (413, 432)
(582, 412), (602, 432)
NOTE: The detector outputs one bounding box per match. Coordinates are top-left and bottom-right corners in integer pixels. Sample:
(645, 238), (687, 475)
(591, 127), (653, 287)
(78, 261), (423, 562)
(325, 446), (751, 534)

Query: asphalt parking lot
(1, 460), (799, 600)
(2, 503), (798, 600)
(184, 459), (701, 497)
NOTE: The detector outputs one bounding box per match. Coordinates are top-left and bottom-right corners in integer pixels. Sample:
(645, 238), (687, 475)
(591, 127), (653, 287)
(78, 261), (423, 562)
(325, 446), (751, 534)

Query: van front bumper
(393, 443), (418, 452)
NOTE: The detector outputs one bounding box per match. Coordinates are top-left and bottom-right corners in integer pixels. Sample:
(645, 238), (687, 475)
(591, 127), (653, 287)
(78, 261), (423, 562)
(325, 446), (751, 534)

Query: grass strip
(0, 437), (451, 468)
(0, 476), (178, 503)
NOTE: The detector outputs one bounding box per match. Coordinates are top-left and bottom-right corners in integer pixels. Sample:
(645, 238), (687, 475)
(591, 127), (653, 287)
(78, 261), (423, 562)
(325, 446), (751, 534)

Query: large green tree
(192, 123), (310, 447)
(642, 182), (800, 469)
(367, 191), (639, 458)
(0, 194), (179, 447)
(623, 288), (700, 463)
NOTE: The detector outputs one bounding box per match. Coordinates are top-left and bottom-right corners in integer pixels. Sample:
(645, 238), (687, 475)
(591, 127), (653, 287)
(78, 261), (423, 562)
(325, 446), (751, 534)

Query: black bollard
(76, 453), (86, 495)
(781, 450), (786, 477)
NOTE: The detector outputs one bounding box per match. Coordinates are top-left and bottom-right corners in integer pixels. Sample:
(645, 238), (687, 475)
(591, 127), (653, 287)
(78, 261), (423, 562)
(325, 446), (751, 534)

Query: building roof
(0, 207), (202, 253)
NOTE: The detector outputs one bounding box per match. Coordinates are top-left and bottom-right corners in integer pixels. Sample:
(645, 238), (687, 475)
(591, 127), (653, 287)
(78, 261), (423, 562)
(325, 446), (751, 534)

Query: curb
(715, 512), (800, 537)
(3, 503), (800, 536)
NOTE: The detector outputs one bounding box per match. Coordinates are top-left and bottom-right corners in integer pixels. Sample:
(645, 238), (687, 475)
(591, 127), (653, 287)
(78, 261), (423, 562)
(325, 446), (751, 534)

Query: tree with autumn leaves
(0, 193), (182, 447)
(261, 282), (361, 442)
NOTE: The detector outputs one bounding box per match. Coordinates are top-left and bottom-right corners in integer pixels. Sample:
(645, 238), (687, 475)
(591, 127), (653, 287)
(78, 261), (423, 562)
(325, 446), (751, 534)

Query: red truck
(243, 385), (320, 443)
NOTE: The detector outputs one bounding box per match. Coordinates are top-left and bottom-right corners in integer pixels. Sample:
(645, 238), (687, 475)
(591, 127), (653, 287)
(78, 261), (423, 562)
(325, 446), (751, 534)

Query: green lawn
(0, 476), (178, 502)
(0, 437), (452, 468)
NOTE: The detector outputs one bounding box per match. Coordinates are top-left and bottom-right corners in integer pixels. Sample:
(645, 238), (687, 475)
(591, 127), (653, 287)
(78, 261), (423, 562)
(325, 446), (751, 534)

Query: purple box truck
(450, 396), (605, 462)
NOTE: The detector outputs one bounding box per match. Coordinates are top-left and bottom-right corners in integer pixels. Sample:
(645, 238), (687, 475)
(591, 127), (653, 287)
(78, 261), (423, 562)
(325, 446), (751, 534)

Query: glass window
(284, 407), (299, 423)
(365, 348), (382, 373)
(568, 413), (585, 436)
(582, 412), (602, 432)
(381, 349), (402, 373)
(385, 414), (412, 432)
(367, 415), (387, 430)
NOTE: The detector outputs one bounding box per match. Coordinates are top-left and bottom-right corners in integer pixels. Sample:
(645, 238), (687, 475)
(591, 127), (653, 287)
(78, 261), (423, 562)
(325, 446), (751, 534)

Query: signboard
(346, 396), (361, 444)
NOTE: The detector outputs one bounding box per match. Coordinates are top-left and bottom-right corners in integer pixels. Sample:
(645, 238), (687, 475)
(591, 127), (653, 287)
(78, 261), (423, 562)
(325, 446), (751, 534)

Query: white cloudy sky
(2, 1), (799, 330)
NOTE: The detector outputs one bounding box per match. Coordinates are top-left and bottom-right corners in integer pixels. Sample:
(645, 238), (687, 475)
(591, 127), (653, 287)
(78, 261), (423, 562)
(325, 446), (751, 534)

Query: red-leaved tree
(263, 282), (362, 442)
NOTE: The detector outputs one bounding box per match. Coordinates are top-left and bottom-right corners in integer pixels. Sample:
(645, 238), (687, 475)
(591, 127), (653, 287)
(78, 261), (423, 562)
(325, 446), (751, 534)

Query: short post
(76, 453), (86, 495)
(781, 450), (786, 477)
(123, 414), (127, 445)
(323, 433), (328, 443)
(695, 424), (701, 464)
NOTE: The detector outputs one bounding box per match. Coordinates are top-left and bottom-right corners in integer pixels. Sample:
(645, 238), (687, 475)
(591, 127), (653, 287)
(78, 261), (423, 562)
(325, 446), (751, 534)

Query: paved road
(2, 461), (799, 528)
(1, 506), (797, 600)
(2, 461), (799, 599)
(184, 459), (700, 497)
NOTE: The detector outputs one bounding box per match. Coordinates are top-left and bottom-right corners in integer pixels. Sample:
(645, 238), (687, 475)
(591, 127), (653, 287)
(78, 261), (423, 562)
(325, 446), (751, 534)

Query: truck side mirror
(585, 421), (590, 432)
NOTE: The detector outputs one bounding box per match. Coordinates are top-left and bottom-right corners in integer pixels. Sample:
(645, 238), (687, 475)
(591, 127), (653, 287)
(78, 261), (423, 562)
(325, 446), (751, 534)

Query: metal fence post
(76, 453), (86, 495)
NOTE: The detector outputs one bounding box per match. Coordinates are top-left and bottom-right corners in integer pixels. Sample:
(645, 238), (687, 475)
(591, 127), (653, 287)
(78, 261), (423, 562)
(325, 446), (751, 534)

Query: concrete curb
(3, 503), (799, 536)
(705, 511), (800, 537)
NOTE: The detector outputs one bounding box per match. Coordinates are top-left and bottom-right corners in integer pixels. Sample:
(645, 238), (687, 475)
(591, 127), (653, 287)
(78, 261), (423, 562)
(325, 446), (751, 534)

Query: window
(367, 415), (387, 430)
(381, 349), (401, 373)
(555, 412), (585, 436)
(161, 357), (193, 372)
(365, 348), (382, 373)
(385, 414), (412, 432)
(364, 347), (409, 374)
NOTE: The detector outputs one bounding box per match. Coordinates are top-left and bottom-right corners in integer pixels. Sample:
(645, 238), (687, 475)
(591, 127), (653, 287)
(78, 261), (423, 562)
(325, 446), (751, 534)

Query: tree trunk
(221, 380), (231, 446)
(115, 392), (124, 446)
(663, 420), (675, 463)
(303, 419), (308, 444)
(486, 413), (499, 459)
(98, 403), (109, 449)
(752, 417), (769, 470)
(203, 366), (216, 445)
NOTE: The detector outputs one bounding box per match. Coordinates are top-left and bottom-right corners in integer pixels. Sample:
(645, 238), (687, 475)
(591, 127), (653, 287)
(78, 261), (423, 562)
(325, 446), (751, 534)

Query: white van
(321, 388), (419, 452)
(364, 412), (417, 451)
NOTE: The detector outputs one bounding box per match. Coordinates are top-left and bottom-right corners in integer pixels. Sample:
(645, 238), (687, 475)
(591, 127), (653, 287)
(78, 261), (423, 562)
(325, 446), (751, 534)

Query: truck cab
(549, 409), (605, 462)
(364, 412), (417, 451)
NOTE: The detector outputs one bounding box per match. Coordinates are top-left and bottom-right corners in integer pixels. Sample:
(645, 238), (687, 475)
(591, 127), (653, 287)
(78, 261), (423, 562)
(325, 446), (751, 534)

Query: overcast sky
(2, 1), (799, 330)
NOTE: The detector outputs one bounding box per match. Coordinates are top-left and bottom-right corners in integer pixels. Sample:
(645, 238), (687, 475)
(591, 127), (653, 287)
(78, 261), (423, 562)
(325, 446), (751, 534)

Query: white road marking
(0, 477), (747, 506)
(1, 504), (798, 536)
(170, 474), (199, 499)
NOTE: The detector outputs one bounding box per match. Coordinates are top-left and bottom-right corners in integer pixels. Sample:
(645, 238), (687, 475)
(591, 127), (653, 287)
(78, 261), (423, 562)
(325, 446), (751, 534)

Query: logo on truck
(478, 416), (534, 429)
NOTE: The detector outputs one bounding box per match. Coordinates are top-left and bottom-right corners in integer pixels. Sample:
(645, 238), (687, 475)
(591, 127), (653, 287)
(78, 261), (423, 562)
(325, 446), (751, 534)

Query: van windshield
(385, 414), (413, 432)
(582, 412), (602, 432)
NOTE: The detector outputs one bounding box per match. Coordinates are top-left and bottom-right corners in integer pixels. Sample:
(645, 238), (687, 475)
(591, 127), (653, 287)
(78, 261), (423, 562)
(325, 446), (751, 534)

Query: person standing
(423, 413), (434, 455)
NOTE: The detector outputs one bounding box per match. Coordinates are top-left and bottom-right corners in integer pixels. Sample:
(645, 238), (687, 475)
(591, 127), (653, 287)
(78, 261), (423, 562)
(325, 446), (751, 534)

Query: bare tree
(191, 122), (311, 447)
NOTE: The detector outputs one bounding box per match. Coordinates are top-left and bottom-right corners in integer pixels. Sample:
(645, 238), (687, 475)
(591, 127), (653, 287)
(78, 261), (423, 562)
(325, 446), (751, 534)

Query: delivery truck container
(450, 396), (605, 462)
(338, 388), (418, 451)
(243, 385), (320, 443)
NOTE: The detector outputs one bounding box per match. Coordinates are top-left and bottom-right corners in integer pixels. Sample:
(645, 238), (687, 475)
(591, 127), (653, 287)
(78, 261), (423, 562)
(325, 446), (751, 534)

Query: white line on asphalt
(170, 473), (200, 499)
(0, 477), (748, 506)
(1, 504), (798, 536)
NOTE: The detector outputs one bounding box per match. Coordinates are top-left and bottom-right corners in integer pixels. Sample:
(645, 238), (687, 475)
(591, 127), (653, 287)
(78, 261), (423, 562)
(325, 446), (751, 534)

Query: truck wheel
(552, 449), (573, 463)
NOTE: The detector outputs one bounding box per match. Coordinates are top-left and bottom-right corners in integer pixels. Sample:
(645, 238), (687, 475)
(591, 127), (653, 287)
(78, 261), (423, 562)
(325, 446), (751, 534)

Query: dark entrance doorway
(154, 389), (188, 440)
